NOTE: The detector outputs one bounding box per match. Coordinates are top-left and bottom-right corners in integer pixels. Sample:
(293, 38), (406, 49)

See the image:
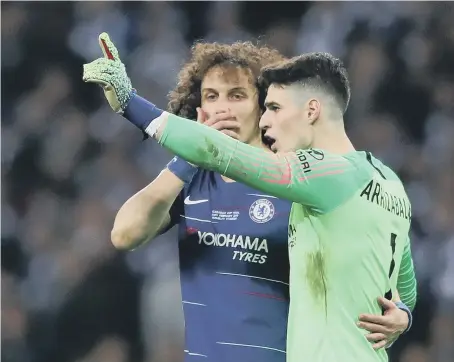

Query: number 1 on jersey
(384, 233), (397, 301)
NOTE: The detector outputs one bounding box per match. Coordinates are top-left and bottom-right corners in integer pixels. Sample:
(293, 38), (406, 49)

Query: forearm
(125, 94), (360, 210)
(111, 170), (184, 250)
(150, 112), (305, 202)
(124, 95), (302, 201)
(396, 244), (417, 310)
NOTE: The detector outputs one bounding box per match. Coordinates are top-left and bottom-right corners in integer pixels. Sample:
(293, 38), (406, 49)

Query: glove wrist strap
(123, 91), (164, 131)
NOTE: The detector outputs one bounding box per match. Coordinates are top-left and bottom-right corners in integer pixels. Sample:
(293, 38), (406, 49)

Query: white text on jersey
(198, 231), (269, 264)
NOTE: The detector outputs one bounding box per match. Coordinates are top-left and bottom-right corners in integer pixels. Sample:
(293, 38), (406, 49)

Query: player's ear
(307, 98), (321, 125)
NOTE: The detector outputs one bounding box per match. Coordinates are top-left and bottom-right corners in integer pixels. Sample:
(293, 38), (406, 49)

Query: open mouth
(262, 132), (276, 151)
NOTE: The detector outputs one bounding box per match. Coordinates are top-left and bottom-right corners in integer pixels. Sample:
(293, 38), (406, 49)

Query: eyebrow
(264, 101), (280, 109)
(201, 87), (248, 93)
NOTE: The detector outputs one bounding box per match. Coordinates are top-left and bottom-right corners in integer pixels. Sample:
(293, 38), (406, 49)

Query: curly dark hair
(167, 41), (285, 120)
(260, 52), (351, 113)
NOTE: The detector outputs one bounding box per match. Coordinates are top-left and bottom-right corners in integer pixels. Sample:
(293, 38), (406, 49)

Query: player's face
(201, 66), (261, 145)
(260, 84), (314, 152)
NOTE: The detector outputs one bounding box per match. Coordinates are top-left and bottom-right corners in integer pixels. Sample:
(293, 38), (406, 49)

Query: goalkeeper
(83, 34), (417, 362)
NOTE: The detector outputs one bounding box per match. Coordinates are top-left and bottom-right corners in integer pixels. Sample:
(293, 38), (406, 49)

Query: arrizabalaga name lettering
(360, 180), (411, 220)
(198, 231), (269, 264)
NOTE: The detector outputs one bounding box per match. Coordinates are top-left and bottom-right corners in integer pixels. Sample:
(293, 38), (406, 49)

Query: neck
(311, 119), (355, 154)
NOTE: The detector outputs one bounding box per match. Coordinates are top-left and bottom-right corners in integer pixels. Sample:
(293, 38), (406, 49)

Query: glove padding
(82, 32), (133, 114)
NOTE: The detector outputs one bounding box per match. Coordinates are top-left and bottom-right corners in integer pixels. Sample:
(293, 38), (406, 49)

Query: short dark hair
(167, 41), (285, 120)
(260, 52), (351, 113)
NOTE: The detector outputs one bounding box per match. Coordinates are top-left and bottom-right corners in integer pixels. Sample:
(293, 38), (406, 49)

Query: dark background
(2, 2), (453, 362)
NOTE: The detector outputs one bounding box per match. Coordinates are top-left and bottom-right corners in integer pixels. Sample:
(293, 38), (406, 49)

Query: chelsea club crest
(249, 199), (275, 223)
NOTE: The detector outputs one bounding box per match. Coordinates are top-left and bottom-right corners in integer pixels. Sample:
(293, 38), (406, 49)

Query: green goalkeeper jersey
(155, 113), (417, 362)
(285, 155), (413, 362)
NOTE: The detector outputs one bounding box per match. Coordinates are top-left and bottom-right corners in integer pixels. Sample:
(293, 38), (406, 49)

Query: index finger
(359, 313), (387, 325)
(196, 107), (208, 124)
(205, 112), (234, 127)
(98, 32), (119, 61)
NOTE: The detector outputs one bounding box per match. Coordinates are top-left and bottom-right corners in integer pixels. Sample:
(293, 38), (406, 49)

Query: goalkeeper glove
(83, 33), (197, 182)
(83, 32), (165, 135)
(82, 32), (133, 114)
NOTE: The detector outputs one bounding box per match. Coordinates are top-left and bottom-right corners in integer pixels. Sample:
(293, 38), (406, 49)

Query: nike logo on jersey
(184, 196), (209, 205)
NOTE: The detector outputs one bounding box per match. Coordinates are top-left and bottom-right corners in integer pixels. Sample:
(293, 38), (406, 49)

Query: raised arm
(82, 32), (368, 213)
(149, 112), (368, 212)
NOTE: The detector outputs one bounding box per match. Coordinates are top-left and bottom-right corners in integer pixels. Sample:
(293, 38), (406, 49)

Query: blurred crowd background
(2, 2), (453, 362)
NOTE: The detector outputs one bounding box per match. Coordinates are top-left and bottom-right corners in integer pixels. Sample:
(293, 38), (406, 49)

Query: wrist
(123, 91), (164, 131)
(166, 156), (198, 184)
(394, 301), (412, 333)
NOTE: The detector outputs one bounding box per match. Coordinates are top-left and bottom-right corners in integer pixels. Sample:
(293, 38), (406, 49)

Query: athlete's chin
(270, 143), (278, 153)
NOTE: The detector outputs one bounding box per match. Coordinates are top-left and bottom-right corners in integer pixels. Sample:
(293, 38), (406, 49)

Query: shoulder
(294, 148), (355, 165)
(293, 148), (367, 177)
(361, 153), (407, 188)
(294, 148), (328, 161)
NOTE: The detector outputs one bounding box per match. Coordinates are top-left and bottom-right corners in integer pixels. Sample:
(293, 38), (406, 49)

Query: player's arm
(359, 238), (417, 348)
(111, 167), (186, 250)
(110, 92), (200, 250)
(396, 237), (417, 311)
(83, 33), (362, 211)
(359, 295), (412, 350)
(148, 112), (365, 211)
(111, 156), (197, 250)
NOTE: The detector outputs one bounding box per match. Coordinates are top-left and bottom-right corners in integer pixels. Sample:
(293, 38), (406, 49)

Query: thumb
(378, 296), (397, 310)
(98, 32), (119, 61)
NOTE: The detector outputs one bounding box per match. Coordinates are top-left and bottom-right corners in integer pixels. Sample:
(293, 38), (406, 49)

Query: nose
(203, 107), (230, 120)
(259, 111), (271, 130)
(212, 96), (230, 114)
(206, 101), (230, 118)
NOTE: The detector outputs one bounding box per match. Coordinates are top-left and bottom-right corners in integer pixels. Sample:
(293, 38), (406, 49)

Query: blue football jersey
(167, 170), (291, 362)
